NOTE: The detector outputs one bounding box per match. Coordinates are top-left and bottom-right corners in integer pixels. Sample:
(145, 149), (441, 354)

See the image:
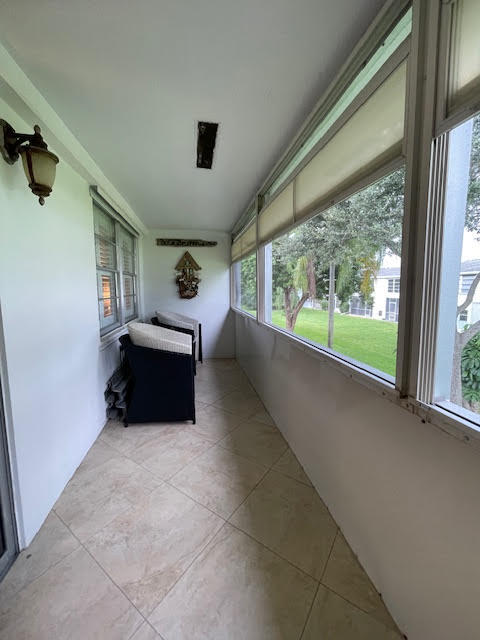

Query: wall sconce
(0, 119), (59, 205)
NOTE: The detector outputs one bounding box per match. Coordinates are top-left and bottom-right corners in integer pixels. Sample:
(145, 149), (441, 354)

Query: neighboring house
(457, 259), (480, 329)
(350, 260), (480, 323)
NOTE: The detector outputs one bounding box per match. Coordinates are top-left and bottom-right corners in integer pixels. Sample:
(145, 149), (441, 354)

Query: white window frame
(92, 194), (140, 339)
(232, 250), (257, 319)
(228, 0), (480, 446)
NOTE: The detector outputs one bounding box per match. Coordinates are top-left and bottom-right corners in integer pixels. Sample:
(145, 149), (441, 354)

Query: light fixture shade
(19, 145), (59, 205)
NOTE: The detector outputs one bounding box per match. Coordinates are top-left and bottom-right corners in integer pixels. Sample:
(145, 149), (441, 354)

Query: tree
(451, 115), (480, 409)
(272, 168), (405, 335)
(451, 273), (480, 407)
(240, 253), (257, 311)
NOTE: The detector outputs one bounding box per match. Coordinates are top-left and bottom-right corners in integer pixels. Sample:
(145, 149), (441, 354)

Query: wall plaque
(156, 238), (217, 247)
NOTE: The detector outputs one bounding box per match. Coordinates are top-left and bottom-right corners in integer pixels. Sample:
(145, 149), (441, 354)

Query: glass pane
(99, 298), (118, 329)
(97, 271), (117, 300)
(233, 253), (256, 316)
(448, 0), (480, 112)
(123, 274), (135, 297)
(124, 295), (136, 319)
(118, 226), (134, 255)
(122, 249), (135, 273)
(95, 236), (116, 269)
(94, 206), (115, 240)
(434, 114), (480, 420)
(266, 168), (405, 379)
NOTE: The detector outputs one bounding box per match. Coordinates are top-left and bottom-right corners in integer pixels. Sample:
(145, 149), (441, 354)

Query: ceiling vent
(196, 121), (218, 169)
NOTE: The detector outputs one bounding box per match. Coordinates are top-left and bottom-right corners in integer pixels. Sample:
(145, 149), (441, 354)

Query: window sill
(231, 308), (480, 451)
(231, 307), (398, 403)
(231, 307), (257, 321)
(99, 318), (139, 351)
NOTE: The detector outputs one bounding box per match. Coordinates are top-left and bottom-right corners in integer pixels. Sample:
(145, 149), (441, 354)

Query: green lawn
(270, 308), (398, 376)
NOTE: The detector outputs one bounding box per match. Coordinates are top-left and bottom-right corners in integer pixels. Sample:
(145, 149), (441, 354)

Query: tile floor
(0, 359), (402, 639)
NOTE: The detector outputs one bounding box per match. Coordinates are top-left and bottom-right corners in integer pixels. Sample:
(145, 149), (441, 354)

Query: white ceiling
(0, 0), (385, 231)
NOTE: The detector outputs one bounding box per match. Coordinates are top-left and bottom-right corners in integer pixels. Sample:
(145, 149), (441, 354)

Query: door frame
(0, 338), (18, 580)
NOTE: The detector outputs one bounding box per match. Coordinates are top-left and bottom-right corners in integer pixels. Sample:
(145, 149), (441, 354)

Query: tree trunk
(284, 289), (311, 332)
(450, 332), (464, 406)
(328, 261), (335, 349)
(284, 287), (294, 330)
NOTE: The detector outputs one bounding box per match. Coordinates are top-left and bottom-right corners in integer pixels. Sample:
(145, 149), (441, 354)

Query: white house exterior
(350, 259), (480, 324)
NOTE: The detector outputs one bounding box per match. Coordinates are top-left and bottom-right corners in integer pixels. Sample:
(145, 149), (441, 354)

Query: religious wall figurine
(175, 251), (201, 299)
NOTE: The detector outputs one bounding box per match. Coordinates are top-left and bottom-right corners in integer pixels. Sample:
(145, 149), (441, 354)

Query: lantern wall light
(0, 119), (59, 205)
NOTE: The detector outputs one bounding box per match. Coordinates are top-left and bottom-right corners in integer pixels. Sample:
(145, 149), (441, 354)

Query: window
(232, 252), (256, 316)
(264, 8), (412, 201)
(460, 274), (475, 295)
(388, 278), (400, 293)
(433, 114), (480, 419)
(94, 204), (138, 335)
(265, 169), (405, 379)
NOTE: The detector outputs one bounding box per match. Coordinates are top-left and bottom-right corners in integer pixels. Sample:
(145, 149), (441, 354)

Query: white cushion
(128, 322), (192, 355)
(155, 310), (199, 336)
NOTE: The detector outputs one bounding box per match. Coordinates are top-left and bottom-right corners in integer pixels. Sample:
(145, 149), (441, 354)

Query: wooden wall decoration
(156, 238), (217, 247)
(175, 251), (201, 299)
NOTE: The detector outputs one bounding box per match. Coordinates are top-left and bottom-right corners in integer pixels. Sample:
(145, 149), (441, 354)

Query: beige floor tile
(213, 390), (263, 418)
(149, 524), (317, 640)
(302, 585), (401, 640)
(230, 470), (337, 579)
(194, 400), (210, 410)
(128, 426), (212, 480)
(195, 379), (233, 405)
(321, 533), (398, 630)
(218, 419), (287, 467)
(202, 358), (240, 371)
(250, 408), (275, 425)
(100, 420), (184, 456)
(0, 511), (79, 603)
(131, 622), (162, 639)
(77, 438), (120, 473)
(0, 547), (142, 640)
(54, 455), (161, 541)
(190, 404), (245, 443)
(215, 369), (256, 394)
(273, 448), (312, 486)
(170, 444), (267, 518)
(85, 484), (223, 616)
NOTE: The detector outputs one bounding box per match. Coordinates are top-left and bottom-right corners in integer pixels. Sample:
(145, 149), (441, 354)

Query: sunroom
(0, 1), (479, 639)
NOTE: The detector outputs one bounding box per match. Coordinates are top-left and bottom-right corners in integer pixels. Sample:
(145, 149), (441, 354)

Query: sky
(381, 229), (479, 269)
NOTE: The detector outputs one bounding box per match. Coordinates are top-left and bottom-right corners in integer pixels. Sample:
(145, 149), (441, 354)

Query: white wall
(236, 313), (480, 640)
(142, 230), (234, 358)
(0, 98), (119, 546)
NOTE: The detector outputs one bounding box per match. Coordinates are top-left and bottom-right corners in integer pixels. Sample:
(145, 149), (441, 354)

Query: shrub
(462, 332), (480, 408)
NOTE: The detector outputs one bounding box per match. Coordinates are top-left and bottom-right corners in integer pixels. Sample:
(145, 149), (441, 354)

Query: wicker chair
(154, 310), (203, 363)
(119, 333), (195, 426)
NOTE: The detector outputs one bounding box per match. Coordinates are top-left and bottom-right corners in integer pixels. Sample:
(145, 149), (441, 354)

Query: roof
(377, 267), (400, 278)
(460, 259), (480, 273)
(377, 259), (480, 280)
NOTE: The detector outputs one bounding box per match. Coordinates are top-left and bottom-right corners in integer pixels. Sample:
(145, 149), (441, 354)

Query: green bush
(462, 332), (480, 407)
(320, 299), (328, 311)
(340, 301), (350, 314)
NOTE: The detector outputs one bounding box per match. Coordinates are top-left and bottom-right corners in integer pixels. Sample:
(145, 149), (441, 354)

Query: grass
(269, 308), (398, 377)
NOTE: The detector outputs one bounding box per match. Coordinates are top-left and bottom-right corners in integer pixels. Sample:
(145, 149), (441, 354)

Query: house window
(264, 168), (405, 379)
(387, 278), (400, 293)
(460, 274), (475, 295)
(232, 252), (257, 316)
(433, 114), (480, 419)
(94, 204), (138, 335)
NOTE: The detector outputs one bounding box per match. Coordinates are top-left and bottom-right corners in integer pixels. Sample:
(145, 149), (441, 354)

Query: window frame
(93, 200), (139, 338)
(229, 0), (480, 444)
(231, 250), (258, 318)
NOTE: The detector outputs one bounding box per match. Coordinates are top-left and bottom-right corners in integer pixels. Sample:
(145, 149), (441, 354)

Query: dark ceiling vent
(196, 121), (218, 169)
